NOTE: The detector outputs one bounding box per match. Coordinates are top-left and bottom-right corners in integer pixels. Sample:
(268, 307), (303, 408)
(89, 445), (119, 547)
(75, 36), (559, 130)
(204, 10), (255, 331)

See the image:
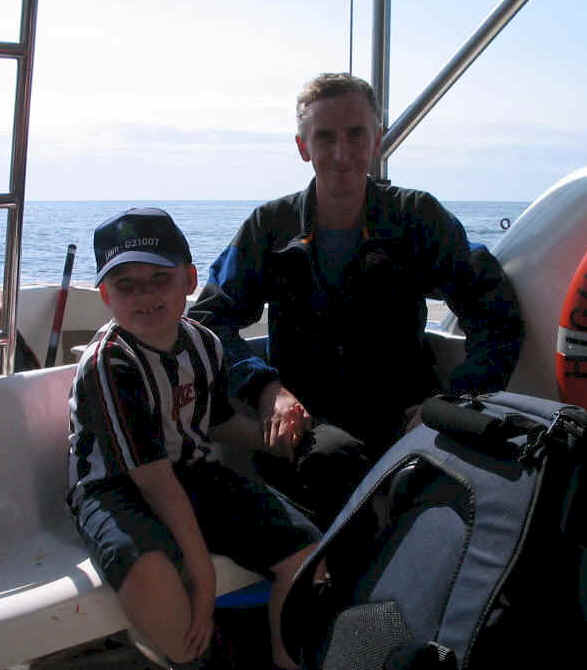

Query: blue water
(2, 200), (529, 286)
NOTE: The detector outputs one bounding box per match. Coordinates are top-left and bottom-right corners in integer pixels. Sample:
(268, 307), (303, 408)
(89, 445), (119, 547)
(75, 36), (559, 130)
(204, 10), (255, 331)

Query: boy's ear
(99, 283), (111, 305)
(187, 264), (197, 294)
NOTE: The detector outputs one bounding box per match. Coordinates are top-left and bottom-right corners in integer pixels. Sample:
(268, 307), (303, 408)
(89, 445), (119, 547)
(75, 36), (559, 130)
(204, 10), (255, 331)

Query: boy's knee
(120, 550), (171, 592)
(168, 648), (201, 665)
(118, 549), (185, 622)
(120, 551), (198, 664)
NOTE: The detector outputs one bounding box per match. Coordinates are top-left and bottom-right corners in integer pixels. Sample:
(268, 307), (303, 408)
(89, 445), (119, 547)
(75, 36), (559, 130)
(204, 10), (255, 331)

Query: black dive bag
(282, 392), (587, 670)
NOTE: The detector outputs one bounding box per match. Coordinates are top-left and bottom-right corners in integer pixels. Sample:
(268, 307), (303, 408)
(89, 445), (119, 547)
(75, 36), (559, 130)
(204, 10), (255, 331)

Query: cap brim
(95, 251), (179, 286)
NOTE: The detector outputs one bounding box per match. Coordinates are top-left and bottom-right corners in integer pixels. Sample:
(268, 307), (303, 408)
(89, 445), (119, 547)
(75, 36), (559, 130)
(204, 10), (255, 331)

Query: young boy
(67, 207), (321, 669)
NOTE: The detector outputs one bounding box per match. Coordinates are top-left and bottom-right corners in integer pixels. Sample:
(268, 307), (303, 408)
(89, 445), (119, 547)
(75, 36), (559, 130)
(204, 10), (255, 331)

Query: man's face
(296, 92), (381, 204)
(100, 262), (197, 351)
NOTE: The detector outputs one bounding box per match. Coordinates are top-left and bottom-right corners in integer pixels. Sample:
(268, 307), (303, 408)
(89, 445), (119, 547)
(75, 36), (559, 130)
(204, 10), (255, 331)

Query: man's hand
(258, 381), (312, 459)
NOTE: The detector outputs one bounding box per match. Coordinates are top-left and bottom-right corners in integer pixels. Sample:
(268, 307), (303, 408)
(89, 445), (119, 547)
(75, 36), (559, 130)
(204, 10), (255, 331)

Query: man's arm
(191, 212), (312, 450)
(418, 194), (524, 395)
(209, 349), (310, 459)
(189, 211), (280, 405)
(211, 390), (312, 462)
(400, 197), (523, 433)
(445, 244), (524, 395)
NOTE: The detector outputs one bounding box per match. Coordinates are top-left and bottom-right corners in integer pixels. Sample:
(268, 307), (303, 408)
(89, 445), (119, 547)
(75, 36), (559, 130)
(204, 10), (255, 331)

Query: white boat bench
(0, 365), (265, 667)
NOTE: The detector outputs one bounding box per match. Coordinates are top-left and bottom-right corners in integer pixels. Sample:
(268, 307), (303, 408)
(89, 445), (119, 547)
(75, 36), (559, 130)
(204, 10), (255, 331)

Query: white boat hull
(440, 166), (587, 402)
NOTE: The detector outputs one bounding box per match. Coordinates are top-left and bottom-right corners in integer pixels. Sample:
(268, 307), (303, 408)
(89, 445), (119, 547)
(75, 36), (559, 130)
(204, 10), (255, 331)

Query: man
(190, 73), (523, 527)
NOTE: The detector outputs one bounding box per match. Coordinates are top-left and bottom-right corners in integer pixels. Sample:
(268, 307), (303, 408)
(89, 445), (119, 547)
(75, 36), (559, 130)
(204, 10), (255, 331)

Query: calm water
(2, 199), (529, 286)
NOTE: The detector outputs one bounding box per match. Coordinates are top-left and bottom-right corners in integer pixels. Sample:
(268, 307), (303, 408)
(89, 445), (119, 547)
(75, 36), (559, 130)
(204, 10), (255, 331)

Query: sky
(0, 0), (585, 202)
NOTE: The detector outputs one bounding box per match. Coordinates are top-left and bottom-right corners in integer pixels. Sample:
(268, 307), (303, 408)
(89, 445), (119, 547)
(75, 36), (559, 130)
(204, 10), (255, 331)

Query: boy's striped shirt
(68, 316), (234, 494)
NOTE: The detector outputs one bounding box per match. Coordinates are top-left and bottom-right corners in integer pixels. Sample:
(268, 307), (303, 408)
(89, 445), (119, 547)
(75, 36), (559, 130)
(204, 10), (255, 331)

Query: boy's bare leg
(119, 545), (324, 668)
(269, 543), (320, 670)
(118, 550), (197, 664)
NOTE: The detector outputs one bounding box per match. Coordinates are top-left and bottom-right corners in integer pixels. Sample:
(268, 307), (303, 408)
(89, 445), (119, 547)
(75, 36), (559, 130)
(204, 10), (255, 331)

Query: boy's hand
(131, 460), (218, 661)
(185, 587), (215, 659)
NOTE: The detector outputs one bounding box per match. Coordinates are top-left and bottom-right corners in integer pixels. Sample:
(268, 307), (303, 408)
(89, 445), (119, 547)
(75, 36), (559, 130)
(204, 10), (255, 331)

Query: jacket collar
(283, 175), (382, 253)
(275, 179), (317, 254)
(364, 176), (383, 239)
(298, 176), (379, 235)
(298, 177), (317, 239)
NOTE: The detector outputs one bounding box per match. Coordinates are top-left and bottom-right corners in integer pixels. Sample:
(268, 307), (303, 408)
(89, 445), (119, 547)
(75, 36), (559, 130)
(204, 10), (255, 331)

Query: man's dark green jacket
(190, 178), (523, 445)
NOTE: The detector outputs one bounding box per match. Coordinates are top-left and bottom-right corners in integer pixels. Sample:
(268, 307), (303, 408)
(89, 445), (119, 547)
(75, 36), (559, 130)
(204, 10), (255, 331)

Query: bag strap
(421, 397), (544, 461)
(547, 406), (587, 447)
(422, 397), (587, 463)
(385, 640), (458, 670)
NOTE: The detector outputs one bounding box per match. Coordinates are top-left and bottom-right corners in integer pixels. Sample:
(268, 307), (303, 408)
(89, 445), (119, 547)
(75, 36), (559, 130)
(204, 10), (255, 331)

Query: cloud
(116, 124), (293, 146)
(389, 133), (586, 202)
(23, 112), (585, 202)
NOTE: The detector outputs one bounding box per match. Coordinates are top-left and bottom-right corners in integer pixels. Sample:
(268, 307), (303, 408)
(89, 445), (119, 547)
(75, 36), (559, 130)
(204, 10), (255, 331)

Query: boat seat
(0, 365), (265, 667)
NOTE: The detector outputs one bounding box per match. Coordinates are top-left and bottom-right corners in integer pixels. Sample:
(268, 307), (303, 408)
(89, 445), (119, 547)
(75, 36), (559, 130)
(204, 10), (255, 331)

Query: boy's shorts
(69, 459), (321, 592)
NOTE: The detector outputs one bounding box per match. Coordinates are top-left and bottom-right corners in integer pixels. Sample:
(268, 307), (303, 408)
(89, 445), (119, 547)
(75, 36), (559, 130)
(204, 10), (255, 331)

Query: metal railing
(370, 0), (391, 179)
(0, 0), (38, 375)
(371, 0), (530, 179)
(0, 0), (530, 373)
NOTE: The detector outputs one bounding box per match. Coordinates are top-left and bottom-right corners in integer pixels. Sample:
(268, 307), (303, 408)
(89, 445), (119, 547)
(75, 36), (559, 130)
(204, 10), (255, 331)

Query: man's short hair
(296, 73), (381, 138)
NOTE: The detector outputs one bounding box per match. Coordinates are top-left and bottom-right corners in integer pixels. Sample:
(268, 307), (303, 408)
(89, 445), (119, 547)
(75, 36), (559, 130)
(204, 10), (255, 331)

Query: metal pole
(370, 0), (391, 179)
(349, 0), (354, 75)
(0, 0), (38, 375)
(45, 245), (77, 368)
(380, 0), (529, 165)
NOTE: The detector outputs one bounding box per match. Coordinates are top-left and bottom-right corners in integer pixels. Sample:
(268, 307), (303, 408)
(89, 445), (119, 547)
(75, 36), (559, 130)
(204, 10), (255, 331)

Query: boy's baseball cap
(94, 207), (192, 286)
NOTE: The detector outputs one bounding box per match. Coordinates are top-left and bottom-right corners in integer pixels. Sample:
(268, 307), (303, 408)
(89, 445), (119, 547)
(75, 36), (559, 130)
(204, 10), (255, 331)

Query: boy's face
(100, 262), (197, 351)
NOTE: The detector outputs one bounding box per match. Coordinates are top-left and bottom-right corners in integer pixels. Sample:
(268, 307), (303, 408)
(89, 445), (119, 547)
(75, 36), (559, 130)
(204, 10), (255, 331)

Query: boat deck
(5, 634), (161, 669)
(5, 606), (271, 669)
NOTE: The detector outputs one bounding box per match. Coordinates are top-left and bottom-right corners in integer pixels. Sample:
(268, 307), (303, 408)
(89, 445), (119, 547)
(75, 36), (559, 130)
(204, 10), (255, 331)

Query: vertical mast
(370, 0), (391, 180)
(349, 0), (354, 75)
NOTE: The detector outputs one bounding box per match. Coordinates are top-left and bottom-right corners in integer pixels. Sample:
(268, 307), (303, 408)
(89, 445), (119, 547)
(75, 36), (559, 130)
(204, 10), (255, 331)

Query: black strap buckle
(522, 406), (587, 463)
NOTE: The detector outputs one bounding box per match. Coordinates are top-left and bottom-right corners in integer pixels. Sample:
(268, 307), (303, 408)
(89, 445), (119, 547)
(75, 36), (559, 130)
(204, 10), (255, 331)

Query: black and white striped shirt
(68, 316), (234, 494)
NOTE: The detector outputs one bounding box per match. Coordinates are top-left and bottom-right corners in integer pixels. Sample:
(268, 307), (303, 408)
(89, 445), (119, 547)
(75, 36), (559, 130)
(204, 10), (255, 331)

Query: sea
(5, 200), (530, 286)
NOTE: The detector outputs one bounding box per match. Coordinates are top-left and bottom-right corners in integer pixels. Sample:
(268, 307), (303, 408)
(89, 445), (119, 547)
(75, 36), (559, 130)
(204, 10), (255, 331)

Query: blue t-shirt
(315, 226), (362, 290)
